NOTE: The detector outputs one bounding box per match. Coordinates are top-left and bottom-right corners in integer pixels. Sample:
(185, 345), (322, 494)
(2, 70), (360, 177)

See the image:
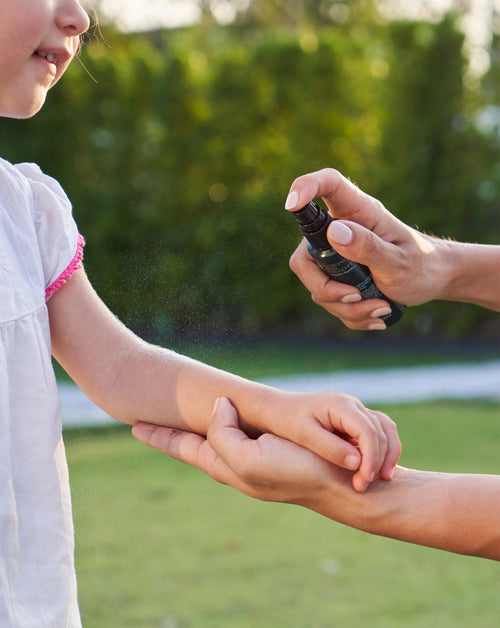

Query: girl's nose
(56, 0), (91, 37)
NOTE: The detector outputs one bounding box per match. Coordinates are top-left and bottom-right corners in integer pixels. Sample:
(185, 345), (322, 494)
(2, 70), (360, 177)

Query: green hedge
(1, 17), (498, 340)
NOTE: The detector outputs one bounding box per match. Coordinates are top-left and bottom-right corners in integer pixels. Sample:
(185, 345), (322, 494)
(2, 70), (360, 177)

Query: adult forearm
(310, 467), (500, 560)
(436, 240), (500, 311)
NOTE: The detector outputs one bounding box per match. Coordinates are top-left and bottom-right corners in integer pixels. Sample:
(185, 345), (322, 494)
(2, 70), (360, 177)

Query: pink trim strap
(45, 234), (85, 301)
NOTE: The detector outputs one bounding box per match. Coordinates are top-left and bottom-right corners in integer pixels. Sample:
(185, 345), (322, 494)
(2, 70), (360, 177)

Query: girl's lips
(32, 48), (73, 84)
(31, 51), (59, 84)
(35, 50), (58, 64)
(33, 47), (73, 68)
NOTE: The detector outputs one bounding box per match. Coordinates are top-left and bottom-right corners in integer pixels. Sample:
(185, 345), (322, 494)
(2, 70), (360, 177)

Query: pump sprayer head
(292, 201), (333, 251)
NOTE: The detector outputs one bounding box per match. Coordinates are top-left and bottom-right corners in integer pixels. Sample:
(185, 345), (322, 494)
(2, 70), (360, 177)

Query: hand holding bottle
(285, 168), (500, 329)
(290, 200), (405, 327)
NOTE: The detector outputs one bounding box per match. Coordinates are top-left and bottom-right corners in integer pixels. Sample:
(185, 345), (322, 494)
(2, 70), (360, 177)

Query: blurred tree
(103, 0), (380, 28)
(371, 15), (499, 335)
(1, 10), (498, 340)
(201, 0), (379, 27)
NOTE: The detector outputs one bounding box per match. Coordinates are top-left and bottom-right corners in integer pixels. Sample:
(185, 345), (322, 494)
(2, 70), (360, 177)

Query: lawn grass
(66, 400), (500, 628)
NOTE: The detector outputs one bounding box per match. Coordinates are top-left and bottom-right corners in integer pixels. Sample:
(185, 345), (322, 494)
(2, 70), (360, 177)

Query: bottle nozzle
(292, 201), (333, 251)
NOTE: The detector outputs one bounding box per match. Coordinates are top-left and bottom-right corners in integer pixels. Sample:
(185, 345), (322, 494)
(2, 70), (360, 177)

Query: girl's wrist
(238, 383), (290, 436)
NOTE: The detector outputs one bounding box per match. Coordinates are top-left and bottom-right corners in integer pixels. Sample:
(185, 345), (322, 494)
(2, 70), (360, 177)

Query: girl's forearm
(103, 340), (276, 434)
(49, 269), (278, 435)
(310, 467), (500, 560)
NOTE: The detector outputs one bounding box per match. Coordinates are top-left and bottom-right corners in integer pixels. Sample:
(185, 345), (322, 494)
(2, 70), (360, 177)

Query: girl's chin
(0, 97), (47, 120)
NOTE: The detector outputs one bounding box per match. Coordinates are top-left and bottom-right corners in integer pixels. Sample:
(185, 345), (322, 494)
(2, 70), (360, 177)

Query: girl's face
(0, 0), (90, 119)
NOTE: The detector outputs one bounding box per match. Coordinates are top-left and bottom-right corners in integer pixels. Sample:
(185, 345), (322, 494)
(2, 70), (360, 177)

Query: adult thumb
(327, 220), (392, 274)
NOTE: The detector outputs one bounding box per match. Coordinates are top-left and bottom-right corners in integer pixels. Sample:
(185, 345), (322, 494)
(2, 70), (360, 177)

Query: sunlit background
(4, 0), (499, 342)
(94, 0), (499, 76)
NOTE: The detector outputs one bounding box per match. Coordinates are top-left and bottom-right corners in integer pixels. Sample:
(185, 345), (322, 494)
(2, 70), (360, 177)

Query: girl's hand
(261, 390), (400, 492)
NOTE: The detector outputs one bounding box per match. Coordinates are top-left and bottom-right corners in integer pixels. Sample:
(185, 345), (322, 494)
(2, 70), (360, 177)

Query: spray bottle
(291, 201), (405, 327)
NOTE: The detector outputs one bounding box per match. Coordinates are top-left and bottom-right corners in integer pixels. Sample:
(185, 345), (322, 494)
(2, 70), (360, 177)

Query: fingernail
(341, 293), (362, 304)
(371, 307), (392, 318)
(132, 422), (155, 442)
(368, 322), (387, 331)
(212, 397), (222, 416)
(345, 454), (360, 470)
(328, 221), (353, 246)
(285, 190), (299, 210)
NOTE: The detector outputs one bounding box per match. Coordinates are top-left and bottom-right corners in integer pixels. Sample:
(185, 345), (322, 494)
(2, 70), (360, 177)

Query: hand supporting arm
(133, 398), (500, 561)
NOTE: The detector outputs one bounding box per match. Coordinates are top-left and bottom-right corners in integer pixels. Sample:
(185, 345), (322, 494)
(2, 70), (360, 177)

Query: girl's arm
(133, 398), (500, 561)
(48, 268), (401, 492)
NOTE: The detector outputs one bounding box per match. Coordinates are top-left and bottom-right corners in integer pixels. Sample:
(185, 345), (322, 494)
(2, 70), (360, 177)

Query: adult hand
(132, 397), (354, 506)
(286, 168), (447, 330)
(133, 398), (500, 560)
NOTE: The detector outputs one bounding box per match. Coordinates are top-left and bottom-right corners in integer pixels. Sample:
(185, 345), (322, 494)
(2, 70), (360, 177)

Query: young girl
(0, 2), (400, 625)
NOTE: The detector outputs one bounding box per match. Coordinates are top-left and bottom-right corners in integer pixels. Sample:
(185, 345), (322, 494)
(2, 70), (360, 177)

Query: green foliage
(1, 15), (498, 340)
(197, 0), (378, 29)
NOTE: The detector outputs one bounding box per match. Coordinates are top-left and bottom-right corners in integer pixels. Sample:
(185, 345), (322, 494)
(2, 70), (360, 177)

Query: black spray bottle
(291, 201), (405, 327)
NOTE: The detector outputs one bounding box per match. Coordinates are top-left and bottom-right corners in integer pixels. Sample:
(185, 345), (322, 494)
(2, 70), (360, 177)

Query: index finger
(285, 168), (384, 230)
(289, 237), (361, 303)
(132, 421), (244, 488)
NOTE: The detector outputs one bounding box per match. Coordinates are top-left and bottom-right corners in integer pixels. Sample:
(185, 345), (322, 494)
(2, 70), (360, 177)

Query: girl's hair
(76, 3), (101, 82)
(80, 2), (100, 50)
(81, 0), (98, 23)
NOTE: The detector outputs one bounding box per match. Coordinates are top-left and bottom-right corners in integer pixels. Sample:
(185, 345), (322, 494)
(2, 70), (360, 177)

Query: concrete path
(60, 360), (500, 428)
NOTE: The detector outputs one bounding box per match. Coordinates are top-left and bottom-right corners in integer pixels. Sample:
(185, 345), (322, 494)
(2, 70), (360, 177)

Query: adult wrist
(437, 241), (500, 309)
(427, 238), (465, 302)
